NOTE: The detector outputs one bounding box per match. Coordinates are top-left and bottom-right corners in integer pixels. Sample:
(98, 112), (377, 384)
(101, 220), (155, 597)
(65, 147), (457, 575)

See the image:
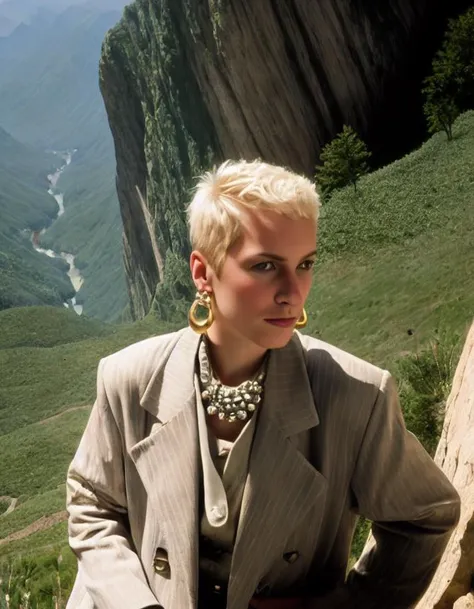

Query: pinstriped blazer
(66, 327), (460, 609)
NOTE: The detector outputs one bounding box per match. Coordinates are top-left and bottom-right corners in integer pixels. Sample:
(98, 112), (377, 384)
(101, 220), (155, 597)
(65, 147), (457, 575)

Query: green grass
(303, 111), (474, 368)
(0, 487), (66, 540)
(0, 409), (92, 497)
(316, 111), (474, 261)
(0, 306), (111, 349)
(0, 308), (176, 437)
(0, 522), (68, 561)
(305, 225), (474, 369)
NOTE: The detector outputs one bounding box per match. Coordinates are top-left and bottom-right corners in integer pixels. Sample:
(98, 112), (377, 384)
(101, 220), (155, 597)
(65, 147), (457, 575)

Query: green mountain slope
(0, 128), (75, 309)
(310, 111), (474, 366)
(0, 5), (128, 321)
(40, 141), (129, 322)
(0, 127), (56, 227)
(0, 112), (473, 601)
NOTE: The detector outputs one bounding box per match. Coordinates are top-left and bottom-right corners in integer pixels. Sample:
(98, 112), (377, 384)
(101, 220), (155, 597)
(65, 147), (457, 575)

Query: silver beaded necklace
(198, 338), (268, 423)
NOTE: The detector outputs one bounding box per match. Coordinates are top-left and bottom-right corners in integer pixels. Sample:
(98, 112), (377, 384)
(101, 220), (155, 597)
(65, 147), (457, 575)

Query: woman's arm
(345, 371), (461, 609)
(67, 359), (162, 609)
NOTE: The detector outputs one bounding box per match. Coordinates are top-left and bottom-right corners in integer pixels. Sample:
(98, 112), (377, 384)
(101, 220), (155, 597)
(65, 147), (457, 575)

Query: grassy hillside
(0, 128), (76, 309)
(308, 110), (474, 368)
(0, 112), (473, 601)
(0, 306), (109, 349)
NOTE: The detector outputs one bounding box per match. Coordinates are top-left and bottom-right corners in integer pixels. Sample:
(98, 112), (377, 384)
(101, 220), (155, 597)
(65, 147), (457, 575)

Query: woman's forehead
(231, 209), (317, 255)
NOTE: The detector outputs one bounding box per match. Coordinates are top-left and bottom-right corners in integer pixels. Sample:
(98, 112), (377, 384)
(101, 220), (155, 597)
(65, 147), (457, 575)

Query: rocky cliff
(416, 320), (474, 609)
(99, 0), (468, 319)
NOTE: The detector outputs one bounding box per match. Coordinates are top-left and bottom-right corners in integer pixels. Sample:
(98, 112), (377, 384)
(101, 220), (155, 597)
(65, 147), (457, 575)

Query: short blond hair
(187, 160), (320, 274)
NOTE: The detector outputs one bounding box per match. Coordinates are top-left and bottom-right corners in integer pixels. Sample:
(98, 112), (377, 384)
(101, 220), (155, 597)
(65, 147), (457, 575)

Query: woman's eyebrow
(253, 250), (317, 262)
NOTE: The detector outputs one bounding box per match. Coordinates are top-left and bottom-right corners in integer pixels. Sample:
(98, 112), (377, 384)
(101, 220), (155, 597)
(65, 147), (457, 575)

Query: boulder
(416, 321), (474, 609)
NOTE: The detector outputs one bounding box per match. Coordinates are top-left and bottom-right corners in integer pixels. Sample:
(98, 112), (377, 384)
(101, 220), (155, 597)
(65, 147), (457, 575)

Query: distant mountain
(0, 6), (121, 150)
(0, 14), (13, 36)
(0, 126), (56, 232)
(0, 127), (76, 309)
(0, 0), (130, 34)
(0, 3), (128, 321)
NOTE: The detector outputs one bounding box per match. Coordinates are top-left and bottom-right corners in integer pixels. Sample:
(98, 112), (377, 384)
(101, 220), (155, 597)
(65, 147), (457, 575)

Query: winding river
(31, 150), (84, 315)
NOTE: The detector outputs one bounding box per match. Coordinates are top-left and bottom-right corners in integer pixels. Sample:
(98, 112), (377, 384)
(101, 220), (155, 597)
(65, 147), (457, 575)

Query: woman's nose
(275, 273), (303, 306)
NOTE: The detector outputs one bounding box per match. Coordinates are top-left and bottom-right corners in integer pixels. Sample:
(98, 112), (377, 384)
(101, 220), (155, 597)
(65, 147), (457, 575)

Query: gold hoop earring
(188, 291), (214, 334)
(295, 308), (307, 329)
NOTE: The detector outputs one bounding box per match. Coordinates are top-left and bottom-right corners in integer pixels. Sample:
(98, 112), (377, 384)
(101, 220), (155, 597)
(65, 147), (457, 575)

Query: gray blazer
(66, 327), (460, 609)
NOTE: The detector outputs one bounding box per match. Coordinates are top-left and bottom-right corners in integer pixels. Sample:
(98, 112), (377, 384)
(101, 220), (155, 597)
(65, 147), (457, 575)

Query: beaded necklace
(199, 338), (268, 423)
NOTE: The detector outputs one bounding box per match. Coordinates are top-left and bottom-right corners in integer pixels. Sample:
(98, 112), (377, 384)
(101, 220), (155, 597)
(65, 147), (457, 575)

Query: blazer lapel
(228, 334), (327, 609)
(129, 328), (202, 608)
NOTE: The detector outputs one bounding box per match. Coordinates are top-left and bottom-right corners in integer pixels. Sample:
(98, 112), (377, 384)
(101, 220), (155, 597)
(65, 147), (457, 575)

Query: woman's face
(193, 209), (317, 351)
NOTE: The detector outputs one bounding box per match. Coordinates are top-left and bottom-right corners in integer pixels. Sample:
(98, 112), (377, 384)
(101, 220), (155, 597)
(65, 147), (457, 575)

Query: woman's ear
(190, 251), (213, 293)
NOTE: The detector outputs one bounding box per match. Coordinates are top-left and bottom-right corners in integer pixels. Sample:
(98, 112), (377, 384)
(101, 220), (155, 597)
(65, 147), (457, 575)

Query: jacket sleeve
(66, 358), (161, 609)
(344, 370), (461, 609)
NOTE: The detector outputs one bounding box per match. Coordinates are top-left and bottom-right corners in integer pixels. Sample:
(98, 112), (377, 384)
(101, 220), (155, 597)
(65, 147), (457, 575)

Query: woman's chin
(255, 325), (296, 349)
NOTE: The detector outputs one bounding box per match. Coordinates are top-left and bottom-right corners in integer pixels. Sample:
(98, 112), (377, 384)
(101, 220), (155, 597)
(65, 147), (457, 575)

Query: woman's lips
(264, 318), (297, 328)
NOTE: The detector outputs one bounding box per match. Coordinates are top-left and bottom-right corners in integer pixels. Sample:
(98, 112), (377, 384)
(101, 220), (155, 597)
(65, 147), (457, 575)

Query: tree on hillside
(423, 81), (459, 141)
(423, 7), (474, 140)
(315, 125), (371, 199)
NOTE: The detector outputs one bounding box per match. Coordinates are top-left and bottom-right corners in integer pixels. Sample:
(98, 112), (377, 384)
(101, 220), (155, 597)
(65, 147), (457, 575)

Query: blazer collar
(139, 326), (319, 435)
(264, 330), (319, 436)
(139, 327), (201, 422)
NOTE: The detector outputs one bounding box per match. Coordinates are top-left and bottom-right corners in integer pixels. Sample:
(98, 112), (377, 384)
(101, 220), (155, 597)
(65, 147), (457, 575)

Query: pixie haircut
(187, 160), (321, 274)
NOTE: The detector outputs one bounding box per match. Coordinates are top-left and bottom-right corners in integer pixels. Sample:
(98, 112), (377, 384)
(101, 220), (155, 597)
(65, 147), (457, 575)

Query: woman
(66, 160), (460, 609)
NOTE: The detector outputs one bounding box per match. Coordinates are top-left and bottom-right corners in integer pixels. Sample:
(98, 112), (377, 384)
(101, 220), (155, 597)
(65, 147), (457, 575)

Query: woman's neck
(204, 330), (268, 387)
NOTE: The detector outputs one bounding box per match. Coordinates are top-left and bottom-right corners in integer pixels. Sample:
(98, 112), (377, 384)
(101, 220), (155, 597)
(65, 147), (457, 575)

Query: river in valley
(31, 150), (84, 315)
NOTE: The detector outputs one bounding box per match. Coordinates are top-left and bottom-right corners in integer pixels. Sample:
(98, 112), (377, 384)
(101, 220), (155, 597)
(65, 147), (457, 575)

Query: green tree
(315, 125), (371, 199)
(423, 7), (474, 140)
(423, 89), (459, 141)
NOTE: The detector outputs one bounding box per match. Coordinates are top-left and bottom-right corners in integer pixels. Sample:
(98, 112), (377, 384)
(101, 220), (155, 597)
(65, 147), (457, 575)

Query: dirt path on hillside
(38, 404), (90, 425)
(0, 511), (68, 546)
(0, 496), (18, 515)
(0, 405), (90, 547)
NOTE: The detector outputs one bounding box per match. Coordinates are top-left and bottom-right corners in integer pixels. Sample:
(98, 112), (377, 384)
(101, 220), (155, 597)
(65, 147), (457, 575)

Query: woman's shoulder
(295, 331), (386, 388)
(98, 328), (188, 391)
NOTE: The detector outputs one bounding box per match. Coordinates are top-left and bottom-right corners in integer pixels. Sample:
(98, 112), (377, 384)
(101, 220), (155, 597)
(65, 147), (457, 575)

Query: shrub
(397, 330), (461, 455)
(315, 126), (371, 199)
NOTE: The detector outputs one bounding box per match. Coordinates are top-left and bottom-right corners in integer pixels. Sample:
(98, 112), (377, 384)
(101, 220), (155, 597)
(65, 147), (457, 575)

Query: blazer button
(153, 548), (171, 578)
(283, 551), (300, 564)
(213, 584), (223, 595)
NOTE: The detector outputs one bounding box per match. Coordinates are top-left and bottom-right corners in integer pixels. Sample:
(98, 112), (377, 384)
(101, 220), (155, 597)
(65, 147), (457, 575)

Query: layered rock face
(99, 0), (462, 318)
(416, 321), (474, 609)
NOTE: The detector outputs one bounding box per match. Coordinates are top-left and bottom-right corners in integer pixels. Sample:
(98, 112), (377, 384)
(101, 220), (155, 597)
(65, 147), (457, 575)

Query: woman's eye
(299, 260), (315, 271)
(252, 261), (275, 272)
